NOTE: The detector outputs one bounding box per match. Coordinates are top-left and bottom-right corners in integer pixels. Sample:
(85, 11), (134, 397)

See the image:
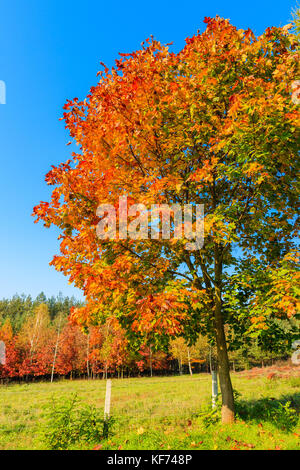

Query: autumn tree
(136, 343), (168, 376)
(33, 17), (299, 422)
(0, 319), (19, 378)
(54, 324), (86, 378)
(0, 318), (13, 343)
(17, 303), (55, 377)
(169, 337), (188, 375)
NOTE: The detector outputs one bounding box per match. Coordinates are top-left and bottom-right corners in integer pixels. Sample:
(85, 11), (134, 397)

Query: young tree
(50, 312), (64, 382)
(18, 303), (54, 377)
(137, 343), (168, 375)
(33, 17), (299, 422)
(169, 337), (188, 375)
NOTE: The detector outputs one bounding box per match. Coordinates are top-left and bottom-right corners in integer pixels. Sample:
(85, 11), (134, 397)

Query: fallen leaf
(93, 444), (103, 450)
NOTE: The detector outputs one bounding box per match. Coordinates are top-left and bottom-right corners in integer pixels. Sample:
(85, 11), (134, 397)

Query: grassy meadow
(0, 370), (299, 450)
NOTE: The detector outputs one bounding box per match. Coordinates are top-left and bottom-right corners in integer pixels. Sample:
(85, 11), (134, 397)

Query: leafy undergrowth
(239, 362), (300, 380)
(93, 394), (300, 451)
(94, 418), (300, 451)
(0, 372), (299, 450)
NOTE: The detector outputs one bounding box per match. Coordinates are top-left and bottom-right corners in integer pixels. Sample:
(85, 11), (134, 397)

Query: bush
(235, 397), (298, 431)
(42, 394), (115, 450)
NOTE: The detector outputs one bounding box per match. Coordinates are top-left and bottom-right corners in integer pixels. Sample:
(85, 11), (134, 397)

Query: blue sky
(0, 0), (296, 300)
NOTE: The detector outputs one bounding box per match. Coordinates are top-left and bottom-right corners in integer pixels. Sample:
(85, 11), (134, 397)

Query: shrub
(235, 397), (298, 431)
(42, 394), (115, 449)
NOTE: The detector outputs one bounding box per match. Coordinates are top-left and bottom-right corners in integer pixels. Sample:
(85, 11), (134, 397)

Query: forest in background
(0, 293), (296, 381)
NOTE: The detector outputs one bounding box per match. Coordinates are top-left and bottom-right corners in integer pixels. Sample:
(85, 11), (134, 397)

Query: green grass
(0, 373), (299, 450)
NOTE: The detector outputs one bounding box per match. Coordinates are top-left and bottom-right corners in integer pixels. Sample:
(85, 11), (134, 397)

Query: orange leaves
(250, 316), (268, 331)
(188, 158), (218, 184)
(228, 94), (242, 117)
(132, 291), (188, 336)
(244, 162), (271, 185)
(33, 15), (299, 343)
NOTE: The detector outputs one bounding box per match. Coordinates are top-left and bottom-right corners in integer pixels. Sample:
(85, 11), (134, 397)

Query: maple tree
(33, 17), (299, 422)
(54, 324), (86, 378)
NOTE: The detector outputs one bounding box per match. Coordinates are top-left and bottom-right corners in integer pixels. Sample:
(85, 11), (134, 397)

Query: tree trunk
(149, 344), (153, 377)
(214, 249), (235, 424)
(86, 332), (90, 379)
(51, 314), (62, 383)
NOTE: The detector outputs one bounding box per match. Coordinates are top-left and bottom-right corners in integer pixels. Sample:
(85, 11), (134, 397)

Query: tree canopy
(33, 16), (299, 422)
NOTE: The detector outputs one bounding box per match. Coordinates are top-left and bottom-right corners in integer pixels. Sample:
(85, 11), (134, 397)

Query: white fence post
(212, 370), (218, 409)
(104, 378), (112, 419)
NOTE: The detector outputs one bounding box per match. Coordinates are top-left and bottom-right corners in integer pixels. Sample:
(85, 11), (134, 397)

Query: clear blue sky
(0, 0), (296, 300)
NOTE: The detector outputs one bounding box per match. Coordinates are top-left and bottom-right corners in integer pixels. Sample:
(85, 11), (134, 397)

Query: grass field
(0, 371), (299, 450)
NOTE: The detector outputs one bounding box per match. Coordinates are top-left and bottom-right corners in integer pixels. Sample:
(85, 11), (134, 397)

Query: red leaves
(226, 435), (255, 450)
(133, 291), (189, 336)
(0, 316), (131, 380)
(190, 441), (203, 447)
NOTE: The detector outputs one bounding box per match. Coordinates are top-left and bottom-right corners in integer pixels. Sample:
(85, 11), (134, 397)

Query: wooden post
(104, 378), (112, 419)
(103, 378), (112, 438)
(212, 370), (218, 409)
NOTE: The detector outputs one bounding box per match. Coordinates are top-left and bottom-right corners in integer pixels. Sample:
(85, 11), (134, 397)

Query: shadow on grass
(235, 392), (300, 431)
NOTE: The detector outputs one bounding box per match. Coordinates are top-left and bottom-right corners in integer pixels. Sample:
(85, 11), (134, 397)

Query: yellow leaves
(237, 29), (244, 40)
(203, 214), (237, 245)
(136, 426), (145, 435)
(243, 162), (271, 185)
(282, 23), (293, 33)
(245, 162), (264, 177)
(212, 139), (227, 152)
(190, 441), (203, 448)
(190, 104), (196, 120)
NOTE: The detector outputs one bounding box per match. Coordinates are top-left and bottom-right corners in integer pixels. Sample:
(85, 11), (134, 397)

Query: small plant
(197, 397), (222, 426)
(42, 394), (115, 450)
(266, 400), (298, 431)
(235, 396), (298, 431)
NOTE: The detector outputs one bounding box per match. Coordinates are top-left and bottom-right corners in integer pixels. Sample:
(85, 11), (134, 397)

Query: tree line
(0, 294), (294, 381)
